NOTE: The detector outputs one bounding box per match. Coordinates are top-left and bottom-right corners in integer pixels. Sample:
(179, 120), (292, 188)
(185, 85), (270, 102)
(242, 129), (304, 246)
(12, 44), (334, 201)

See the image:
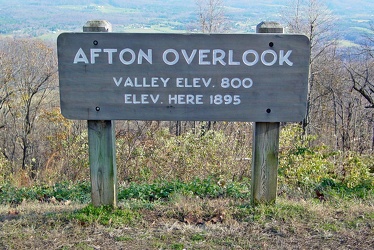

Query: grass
(0, 179), (373, 249)
(69, 204), (140, 227)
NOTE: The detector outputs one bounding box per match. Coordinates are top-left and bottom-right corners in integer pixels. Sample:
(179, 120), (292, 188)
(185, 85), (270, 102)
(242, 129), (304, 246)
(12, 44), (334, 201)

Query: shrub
(278, 124), (374, 196)
(117, 128), (251, 183)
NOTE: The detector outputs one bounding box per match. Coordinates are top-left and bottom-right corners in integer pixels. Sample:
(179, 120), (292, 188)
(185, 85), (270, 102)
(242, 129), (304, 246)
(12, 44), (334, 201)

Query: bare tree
(346, 62), (374, 109)
(281, 1), (373, 152)
(344, 24), (374, 151)
(187, 0), (227, 134)
(195, 0), (227, 33)
(0, 38), (57, 171)
(280, 0), (338, 134)
(345, 24), (374, 109)
(0, 49), (14, 129)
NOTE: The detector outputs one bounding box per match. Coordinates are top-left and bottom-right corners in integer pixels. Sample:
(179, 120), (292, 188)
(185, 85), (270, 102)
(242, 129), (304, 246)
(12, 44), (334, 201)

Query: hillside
(0, 0), (372, 43)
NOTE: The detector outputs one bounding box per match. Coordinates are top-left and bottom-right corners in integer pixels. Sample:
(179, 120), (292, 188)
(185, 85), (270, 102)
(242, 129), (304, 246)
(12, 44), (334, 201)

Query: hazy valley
(0, 0), (373, 45)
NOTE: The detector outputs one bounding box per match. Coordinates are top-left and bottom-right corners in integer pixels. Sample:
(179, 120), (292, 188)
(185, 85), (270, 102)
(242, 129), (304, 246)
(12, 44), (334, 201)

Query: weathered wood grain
(57, 32), (310, 122)
(251, 122), (280, 205)
(251, 21), (285, 205)
(88, 120), (117, 206)
(84, 20), (117, 207)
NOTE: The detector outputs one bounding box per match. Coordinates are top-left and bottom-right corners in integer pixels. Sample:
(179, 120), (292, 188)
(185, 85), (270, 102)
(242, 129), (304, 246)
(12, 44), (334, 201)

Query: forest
(0, 0), (372, 186)
(0, 0), (373, 249)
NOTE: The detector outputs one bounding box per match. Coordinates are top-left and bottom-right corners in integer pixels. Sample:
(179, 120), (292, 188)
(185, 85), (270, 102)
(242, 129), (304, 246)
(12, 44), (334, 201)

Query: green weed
(70, 204), (141, 227)
(118, 177), (250, 202)
(0, 181), (91, 204)
(115, 236), (133, 242)
(191, 233), (205, 241)
(171, 243), (185, 250)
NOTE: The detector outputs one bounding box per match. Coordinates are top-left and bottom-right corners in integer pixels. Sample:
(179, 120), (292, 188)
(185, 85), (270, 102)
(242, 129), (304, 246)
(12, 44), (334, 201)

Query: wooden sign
(57, 33), (310, 121)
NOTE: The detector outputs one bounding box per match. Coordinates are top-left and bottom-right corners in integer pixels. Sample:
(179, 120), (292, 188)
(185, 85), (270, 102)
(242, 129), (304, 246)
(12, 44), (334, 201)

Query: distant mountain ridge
(0, 0), (372, 44)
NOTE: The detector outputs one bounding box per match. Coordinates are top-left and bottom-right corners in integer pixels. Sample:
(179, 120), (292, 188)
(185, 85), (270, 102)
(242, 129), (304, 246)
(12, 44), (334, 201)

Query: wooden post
(251, 21), (283, 205)
(84, 20), (117, 207)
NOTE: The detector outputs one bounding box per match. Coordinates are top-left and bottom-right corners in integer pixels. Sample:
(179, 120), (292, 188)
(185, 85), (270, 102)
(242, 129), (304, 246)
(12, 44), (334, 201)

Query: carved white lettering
(119, 49), (136, 65)
(73, 48), (89, 64)
(213, 49), (226, 65)
(124, 94), (160, 104)
(261, 50), (278, 66)
(176, 78), (212, 87)
(242, 50), (259, 66)
(103, 49), (117, 64)
(228, 50), (240, 65)
(90, 49), (101, 64)
(161, 78), (170, 87)
(73, 48), (293, 66)
(114, 77), (170, 87)
(199, 49), (211, 65)
(279, 50), (293, 66)
(137, 49), (153, 64)
(169, 94), (204, 104)
(113, 77), (122, 86)
(181, 49), (197, 64)
(163, 49), (179, 65)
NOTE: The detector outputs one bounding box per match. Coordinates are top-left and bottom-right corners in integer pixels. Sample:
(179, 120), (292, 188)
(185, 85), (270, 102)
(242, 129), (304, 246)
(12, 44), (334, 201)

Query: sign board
(57, 33), (310, 121)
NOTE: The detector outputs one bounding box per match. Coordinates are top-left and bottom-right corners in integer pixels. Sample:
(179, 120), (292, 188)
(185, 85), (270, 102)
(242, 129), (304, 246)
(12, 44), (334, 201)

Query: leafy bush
(317, 177), (373, 199)
(341, 152), (374, 188)
(279, 125), (334, 187)
(1, 123), (371, 205)
(278, 124), (374, 196)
